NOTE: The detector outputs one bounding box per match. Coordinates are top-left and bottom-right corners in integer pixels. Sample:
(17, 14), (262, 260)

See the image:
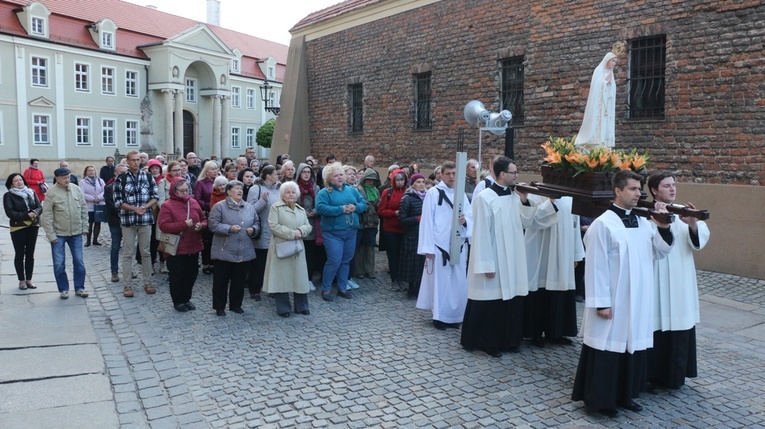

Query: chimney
(207, 0), (221, 27)
(145, 5), (158, 10)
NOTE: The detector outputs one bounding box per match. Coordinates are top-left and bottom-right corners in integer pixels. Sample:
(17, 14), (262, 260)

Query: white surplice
(416, 181), (473, 323)
(653, 220), (710, 332)
(467, 186), (538, 301)
(525, 196), (585, 292)
(582, 210), (673, 353)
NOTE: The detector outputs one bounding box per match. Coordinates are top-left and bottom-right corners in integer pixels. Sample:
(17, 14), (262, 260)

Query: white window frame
(246, 88), (255, 110)
(268, 66), (274, 79)
(32, 114), (50, 145)
(125, 120), (138, 147)
(231, 86), (241, 108)
(75, 117), (91, 146)
(186, 79), (197, 103)
(31, 56), (48, 87)
(231, 127), (240, 148)
(270, 91), (277, 108)
(101, 66), (115, 95)
(31, 17), (45, 36)
(125, 70), (138, 98)
(232, 59), (240, 73)
(74, 62), (90, 92)
(102, 119), (116, 147)
(102, 31), (114, 50)
(246, 127), (255, 148)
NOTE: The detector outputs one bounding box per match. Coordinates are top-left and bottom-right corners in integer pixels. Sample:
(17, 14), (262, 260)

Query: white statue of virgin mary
(575, 52), (618, 150)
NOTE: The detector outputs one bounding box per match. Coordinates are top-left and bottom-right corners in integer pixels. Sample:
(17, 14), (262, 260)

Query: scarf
(85, 176), (97, 188)
(362, 184), (379, 202)
(413, 189), (427, 200)
(298, 178), (315, 200)
(10, 186), (35, 210)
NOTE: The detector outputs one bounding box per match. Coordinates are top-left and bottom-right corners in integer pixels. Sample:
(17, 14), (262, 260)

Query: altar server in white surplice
(524, 195), (585, 346)
(417, 161), (473, 331)
(461, 158), (539, 357)
(572, 170), (673, 418)
(646, 172), (710, 391)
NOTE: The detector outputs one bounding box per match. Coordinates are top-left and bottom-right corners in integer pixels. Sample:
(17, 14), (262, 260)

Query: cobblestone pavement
(72, 230), (765, 429)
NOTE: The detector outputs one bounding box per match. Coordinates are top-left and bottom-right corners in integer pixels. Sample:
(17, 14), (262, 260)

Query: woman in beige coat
(263, 181), (313, 317)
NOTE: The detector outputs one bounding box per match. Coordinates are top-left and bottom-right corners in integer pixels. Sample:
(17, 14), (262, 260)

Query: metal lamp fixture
(463, 100), (512, 168)
(260, 79), (280, 115)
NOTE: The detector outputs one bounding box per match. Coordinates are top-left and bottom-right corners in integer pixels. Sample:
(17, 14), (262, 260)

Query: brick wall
(304, 0), (765, 185)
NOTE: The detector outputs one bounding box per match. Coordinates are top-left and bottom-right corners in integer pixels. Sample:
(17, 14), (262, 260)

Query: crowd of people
(4, 150), (709, 418)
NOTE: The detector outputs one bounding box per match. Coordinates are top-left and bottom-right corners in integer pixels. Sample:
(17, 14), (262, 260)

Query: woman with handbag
(4, 173), (43, 290)
(80, 165), (106, 247)
(23, 158), (47, 202)
(158, 178), (206, 312)
(262, 181), (313, 317)
(209, 180), (260, 316)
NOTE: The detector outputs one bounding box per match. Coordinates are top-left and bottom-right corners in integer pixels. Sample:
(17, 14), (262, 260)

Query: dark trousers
(167, 253), (199, 306)
(575, 258), (586, 298)
(109, 225), (122, 274)
(274, 292), (309, 315)
(212, 260), (248, 310)
(381, 231), (403, 282)
(248, 248), (268, 296)
(201, 230), (213, 266)
(11, 226), (38, 281)
(304, 239), (320, 280)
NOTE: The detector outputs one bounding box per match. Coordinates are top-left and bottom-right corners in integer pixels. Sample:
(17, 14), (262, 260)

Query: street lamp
(260, 79), (280, 115)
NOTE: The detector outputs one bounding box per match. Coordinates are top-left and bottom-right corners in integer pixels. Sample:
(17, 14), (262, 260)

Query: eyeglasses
(506, 171), (519, 175)
(176, 189), (189, 194)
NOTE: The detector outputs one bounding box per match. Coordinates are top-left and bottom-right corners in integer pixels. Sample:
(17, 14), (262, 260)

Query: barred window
(500, 57), (524, 125)
(413, 72), (432, 130)
(348, 83), (363, 133)
(627, 35), (666, 120)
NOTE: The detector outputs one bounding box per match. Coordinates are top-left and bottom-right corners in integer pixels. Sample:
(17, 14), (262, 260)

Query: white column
(162, 89), (174, 155)
(15, 46), (29, 159)
(211, 95), (221, 157)
(55, 52), (66, 159)
(221, 95), (230, 158)
(174, 89), (184, 157)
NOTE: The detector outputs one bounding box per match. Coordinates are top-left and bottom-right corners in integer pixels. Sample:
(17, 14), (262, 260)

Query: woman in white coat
(263, 181), (313, 317)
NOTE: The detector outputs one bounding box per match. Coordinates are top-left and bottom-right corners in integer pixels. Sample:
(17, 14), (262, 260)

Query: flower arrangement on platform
(541, 136), (649, 176)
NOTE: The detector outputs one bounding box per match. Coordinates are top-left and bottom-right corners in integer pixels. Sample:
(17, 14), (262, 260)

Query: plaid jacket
(113, 169), (159, 227)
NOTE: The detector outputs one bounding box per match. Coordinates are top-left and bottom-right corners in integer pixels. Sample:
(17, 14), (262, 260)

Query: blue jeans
(321, 230), (357, 292)
(109, 225), (122, 274)
(51, 235), (86, 292)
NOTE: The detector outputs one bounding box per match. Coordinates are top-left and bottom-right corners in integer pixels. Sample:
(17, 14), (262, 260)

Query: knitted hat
(410, 173), (425, 185)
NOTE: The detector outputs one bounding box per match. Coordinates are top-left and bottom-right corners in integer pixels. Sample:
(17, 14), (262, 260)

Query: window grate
(348, 83), (363, 133)
(628, 35), (666, 119)
(500, 57), (524, 125)
(414, 72), (432, 130)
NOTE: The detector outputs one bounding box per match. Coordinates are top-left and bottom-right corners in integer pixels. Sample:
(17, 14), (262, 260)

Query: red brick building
(274, 0), (765, 278)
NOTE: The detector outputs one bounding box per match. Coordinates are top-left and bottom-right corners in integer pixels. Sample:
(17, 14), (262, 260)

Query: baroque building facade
(0, 0), (285, 173)
(275, 0), (765, 278)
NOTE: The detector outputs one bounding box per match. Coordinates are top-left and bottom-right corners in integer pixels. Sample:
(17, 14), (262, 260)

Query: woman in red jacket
(378, 169), (408, 291)
(158, 177), (207, 312)
(23, 159), (47, 201)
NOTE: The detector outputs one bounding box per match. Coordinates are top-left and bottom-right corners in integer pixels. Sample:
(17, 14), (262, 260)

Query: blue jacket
(315, 184), (367, 232)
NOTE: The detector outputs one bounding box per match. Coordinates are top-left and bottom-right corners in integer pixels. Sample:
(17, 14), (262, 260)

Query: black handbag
(93, 205), (108, 223)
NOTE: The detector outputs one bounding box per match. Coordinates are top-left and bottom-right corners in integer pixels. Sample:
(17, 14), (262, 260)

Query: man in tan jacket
(40, 168), (89, 299)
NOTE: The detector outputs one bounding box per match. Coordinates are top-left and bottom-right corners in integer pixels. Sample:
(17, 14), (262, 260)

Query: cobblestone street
(81, 232), (765, 428)
(2, 222), (765, 428)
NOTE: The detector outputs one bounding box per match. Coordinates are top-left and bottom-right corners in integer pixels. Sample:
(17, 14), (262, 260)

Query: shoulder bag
(275, 239), (304, 259)
(158, 202), (189, 256)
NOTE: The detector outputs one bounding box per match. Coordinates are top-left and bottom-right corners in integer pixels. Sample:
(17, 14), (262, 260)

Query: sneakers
(308, 281), (316, 291)
(347, 279), (360, 290)
(75, 289), (89, 298)
(111, 273), (119, 283)
(60, 291), (69, 299)
(144, 284), (156, 294)
(123, 286), (134, 298)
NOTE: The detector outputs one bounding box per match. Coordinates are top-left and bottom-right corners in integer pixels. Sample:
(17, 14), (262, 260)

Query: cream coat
(262, 200), (313, 294)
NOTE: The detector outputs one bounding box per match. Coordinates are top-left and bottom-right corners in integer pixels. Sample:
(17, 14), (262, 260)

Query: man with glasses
(114, 150), (159, 298)
(186, 152), (201, 177)
(461, 157), (541, 356)
(572, 169), (673, 417)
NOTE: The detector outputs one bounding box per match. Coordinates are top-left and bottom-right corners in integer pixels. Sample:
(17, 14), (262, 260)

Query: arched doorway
(183, 110), (195, 156)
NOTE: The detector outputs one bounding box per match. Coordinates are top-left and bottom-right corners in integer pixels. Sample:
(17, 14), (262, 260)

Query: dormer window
(102, 32), (114, 50)
(232, 59), (240, 73)
(268, 66), (274, 79)
(31, 17), (45, 35)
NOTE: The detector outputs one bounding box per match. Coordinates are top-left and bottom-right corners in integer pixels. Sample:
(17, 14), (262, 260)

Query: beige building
(0, 0), (285, 176)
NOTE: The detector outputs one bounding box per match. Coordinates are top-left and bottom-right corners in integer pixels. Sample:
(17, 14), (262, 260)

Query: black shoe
(216, 309), (226, 316)
(619, 400), (643, 412)
(92, 241), (102, 246)
(84, 242), (91, 247)
(278, 312), (290, 318)
(597, 408), (619, 418)
(507, 346), (520, 353)
(531, 337), (546, 348)
(549, 337), (573, 345)
(433, 320), (448, 330)
(231, 308), (244, 314)
(174, 303), (189, 312)
(185, 302), (196, 310)
(646, 383), (657, 394)
(486, 350), (502, 358)
(300, 310), (310, 315)
(321, 292), (334, 302)
(251, 293), (262, 301)
(446, 323), (461, 330)
(336, 290), (353, 299)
